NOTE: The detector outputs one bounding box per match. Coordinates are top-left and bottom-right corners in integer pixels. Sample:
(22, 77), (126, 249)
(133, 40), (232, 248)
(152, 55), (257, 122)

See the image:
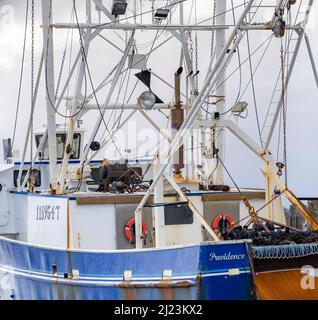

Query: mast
(213, 0), (226, 185)
(57, 0), (92, 194)
(42, 0), (57, 192)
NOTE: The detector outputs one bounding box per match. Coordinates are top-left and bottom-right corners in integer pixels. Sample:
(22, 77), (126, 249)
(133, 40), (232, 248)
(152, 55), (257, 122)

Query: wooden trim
(76, 195), (154, 205)
(202, 192), (265, 202)
(76, 191), (265, 205)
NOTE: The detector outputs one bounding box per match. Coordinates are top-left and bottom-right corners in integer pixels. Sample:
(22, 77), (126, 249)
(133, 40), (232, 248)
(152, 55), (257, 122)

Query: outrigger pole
(42, 0), (58, 192)
(57, 0), (93, 194)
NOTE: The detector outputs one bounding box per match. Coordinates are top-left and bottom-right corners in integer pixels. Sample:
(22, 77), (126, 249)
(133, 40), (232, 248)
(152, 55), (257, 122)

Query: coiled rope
(252, 243), (318, 260)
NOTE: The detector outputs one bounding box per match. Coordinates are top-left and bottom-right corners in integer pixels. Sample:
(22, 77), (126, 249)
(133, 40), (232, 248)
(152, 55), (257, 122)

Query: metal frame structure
(16, 0), (317, 248)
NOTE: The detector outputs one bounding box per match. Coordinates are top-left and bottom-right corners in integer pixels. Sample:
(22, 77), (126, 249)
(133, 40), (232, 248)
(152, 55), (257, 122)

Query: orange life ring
(124, 218), (148, 243)
(212, 214), (234, 234)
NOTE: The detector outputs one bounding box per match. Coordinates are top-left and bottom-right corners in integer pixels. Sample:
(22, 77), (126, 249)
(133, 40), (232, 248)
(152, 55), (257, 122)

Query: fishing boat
(0, 0), (317, 300)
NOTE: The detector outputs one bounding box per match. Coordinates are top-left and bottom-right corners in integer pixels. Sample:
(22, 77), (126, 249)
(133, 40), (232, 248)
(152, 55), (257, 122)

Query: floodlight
(154, 8), (170, 20)
(138, 91), (156, 110)
(232, 101), (248, 113)
(112, 0), (127, 17)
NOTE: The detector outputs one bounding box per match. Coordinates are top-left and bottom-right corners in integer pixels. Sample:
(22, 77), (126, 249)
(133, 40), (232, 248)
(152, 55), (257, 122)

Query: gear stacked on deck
(223, 223), (318, 246)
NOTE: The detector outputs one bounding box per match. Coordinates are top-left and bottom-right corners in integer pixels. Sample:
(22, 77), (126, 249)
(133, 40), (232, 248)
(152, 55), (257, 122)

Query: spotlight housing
(154, 8), (170, 20)
(138, 91), (156, 110)
(232, 101), (248, 113)
(111, 0), (128, 17)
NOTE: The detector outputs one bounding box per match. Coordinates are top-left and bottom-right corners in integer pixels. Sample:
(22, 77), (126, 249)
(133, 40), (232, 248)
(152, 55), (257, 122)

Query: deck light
(111, 0), (128, 17)
(138, 91), (156, 110)
(154, 8), (170, 20)
(232, 101), (248, 113)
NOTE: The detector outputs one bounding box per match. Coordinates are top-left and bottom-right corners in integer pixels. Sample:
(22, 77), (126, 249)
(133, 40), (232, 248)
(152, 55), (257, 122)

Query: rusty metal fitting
(276, 162), (285, 176)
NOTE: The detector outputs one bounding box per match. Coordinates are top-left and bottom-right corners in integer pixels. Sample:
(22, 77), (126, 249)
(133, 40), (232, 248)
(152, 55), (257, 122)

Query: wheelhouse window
(35, 133), (81, 160)
(13, 170), (41, 188)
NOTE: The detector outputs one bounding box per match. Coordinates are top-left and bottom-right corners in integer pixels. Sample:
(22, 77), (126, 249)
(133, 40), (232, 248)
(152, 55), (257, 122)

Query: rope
(253, 243), (318, 260)
(194, 0), (199, 91)
(72, 1), (145, 191)
(55, 9), (74, 103)
(44, 3), (88, 119)
(281, 43), (288, 187)
(28, 0), (35, 192)
(30, 0), (34, 166)
(11, 0), (29, 154)
(216, 154), (243, 196)
(246, 30), (263, 148)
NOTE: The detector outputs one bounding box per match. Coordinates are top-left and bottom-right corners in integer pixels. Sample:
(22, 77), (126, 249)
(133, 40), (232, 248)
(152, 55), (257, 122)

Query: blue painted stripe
(14, 159), (153, 166)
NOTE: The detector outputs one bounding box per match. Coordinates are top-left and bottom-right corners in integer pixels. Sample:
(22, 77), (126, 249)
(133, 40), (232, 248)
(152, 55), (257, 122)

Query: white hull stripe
(0, 265), (251, 287)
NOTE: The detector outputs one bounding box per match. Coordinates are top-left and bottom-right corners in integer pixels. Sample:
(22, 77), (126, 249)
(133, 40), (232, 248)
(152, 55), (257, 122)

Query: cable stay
(11, 0), (29, 156)
(261, 0), (309, 149)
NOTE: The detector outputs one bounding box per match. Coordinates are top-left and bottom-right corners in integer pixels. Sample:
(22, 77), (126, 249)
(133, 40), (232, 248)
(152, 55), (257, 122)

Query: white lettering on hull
(209, 252), (246, 261)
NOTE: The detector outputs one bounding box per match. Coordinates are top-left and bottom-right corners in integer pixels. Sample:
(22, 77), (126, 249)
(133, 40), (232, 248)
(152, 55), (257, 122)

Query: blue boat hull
(0, 237), (256, 300)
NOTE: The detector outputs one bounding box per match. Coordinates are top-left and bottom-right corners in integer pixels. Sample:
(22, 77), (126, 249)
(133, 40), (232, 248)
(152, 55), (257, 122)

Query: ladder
(261, 1), (312, 149)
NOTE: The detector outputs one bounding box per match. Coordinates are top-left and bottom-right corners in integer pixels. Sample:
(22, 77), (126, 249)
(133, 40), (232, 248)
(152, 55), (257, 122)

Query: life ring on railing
(124, 218), (148, 243)
(212, 214), (234, 234)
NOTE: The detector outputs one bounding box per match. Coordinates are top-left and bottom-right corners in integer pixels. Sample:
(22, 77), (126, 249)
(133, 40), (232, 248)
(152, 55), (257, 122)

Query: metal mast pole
(213, 0), (226, 184)
(57, 0), (92, 194)
(304, 34), (318, 89)
(42, 0), (57, 192)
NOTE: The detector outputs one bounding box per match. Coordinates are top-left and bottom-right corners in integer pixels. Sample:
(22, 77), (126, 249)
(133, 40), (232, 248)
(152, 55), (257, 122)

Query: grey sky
(0, 0), (318, 199)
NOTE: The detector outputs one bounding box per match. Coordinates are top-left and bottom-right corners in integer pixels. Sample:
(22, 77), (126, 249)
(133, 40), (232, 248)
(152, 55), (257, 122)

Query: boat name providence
(209, 252), (245, 261)
(36, 205), (61, 221)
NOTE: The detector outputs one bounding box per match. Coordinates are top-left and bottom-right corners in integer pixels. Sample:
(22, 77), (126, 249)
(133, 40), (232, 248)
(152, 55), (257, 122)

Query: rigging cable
(55, 9), (75, 105)
(11, 0), (29, 153)
(194, 0), (199, 91)
(28, 0), (35, 192)
(207, 0), (243, 119)
(280, 41), (288, 187)
(73, 0), (142, 180)
(206, 1), (267, 118)
(202, 32), (273, 121)
(94, 0), (188, 29)
(84, 2), (249, 103)
(230, 0), (243, 114)
(44, 3), (88, 119)
(30, 0), (35, 166)
(86, 1), (179, 154)
(246, 28), (264, 148)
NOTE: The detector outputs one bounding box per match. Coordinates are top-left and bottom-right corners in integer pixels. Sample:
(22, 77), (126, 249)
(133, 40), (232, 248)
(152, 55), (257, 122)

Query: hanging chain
(194, 0), (198, 92)
(189, 31), (193, 66)
(55, 41), (68, 101)
(29, 0), (35, 192)
(210, 0), (216, 56)
(30, 0), (34, 164)
(280, 43), (288, 187)
(56, 9), (76, 105)
(194, 31), (198, 91)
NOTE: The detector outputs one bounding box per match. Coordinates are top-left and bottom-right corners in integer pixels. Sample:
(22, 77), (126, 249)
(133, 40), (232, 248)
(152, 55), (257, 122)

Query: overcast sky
(1, 0), (318, 199)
